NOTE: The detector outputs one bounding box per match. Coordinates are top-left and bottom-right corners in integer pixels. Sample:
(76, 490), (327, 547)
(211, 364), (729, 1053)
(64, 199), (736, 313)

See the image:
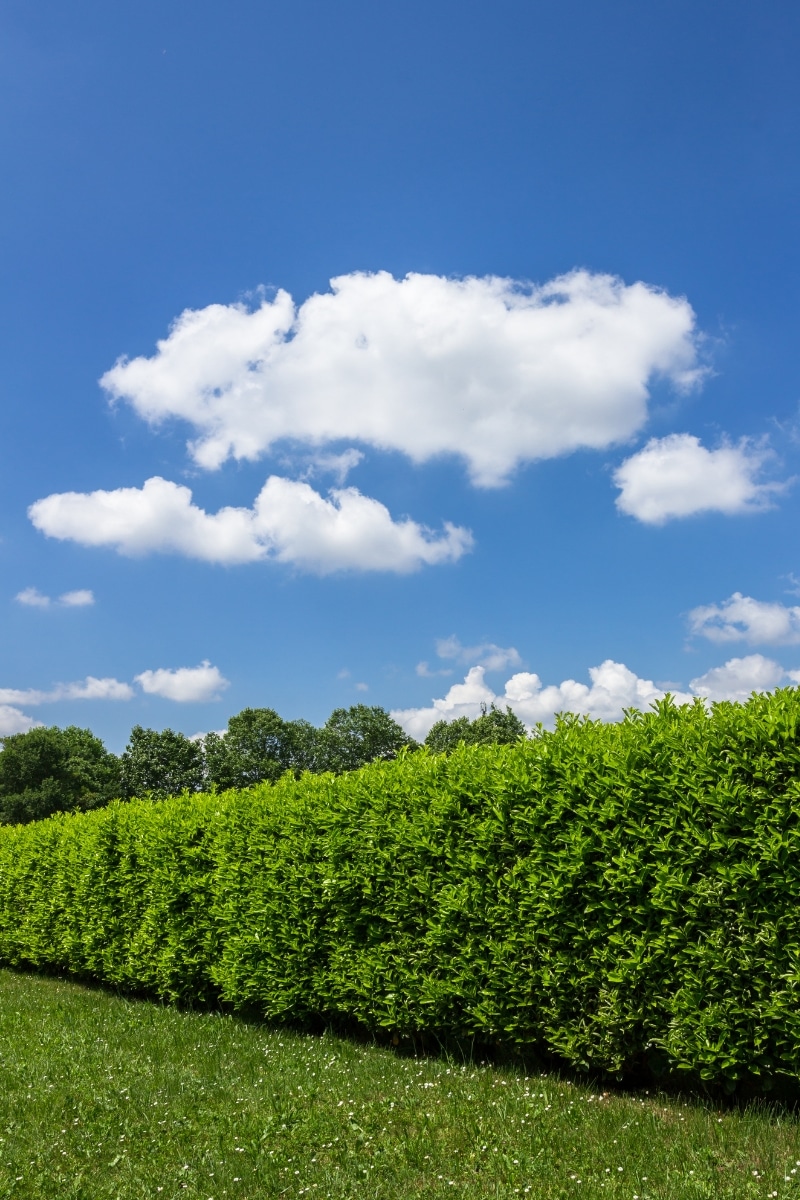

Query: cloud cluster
(101, 269), (702, 487)
(393, 653), (800, 739)
(393, 660), (685, 740)
(16, 587), (94, 608)
(29, 475), (472, 573)
(27, 269), (791, 586)
(29, 269), (785, 576)
(688, 592), (800, 645)
(0, 661), (231, 736)
(614, 434), (785, 524)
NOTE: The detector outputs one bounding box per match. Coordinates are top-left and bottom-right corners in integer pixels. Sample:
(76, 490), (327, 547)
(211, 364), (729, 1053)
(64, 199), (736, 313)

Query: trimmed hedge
(2, 690), (800, 1090)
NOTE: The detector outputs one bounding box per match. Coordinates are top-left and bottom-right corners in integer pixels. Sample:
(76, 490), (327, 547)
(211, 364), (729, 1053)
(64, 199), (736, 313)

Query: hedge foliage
(2, 689), (800, 1091)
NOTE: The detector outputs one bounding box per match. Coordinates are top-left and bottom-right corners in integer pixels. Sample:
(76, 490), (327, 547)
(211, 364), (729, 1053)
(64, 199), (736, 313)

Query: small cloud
(688, 593), (800, 646)
(0, 676), (133, 704)
(435, 635), (522, 672)
(15, 586), (95, 608)
(59, 589), (94, 607)
(614, 433), (788, 524)
(337, 668), (351, 679)
(16, 587), (51, 608)
(303, 448), (364, 485)
(135, 660), (230, 702)
(415, 660), (453, 678)
(355, 682), (369, 692)
(61, 676), (133, 701)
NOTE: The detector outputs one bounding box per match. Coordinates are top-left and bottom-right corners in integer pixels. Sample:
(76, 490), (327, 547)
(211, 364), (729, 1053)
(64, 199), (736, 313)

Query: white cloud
(614, 434), (786, 524)
(399, 654), (781, 738)
(0, 705), (42, 736)
(394, 649), (800, 740)
(689, 654), (788, 702)
(415, 661), (453, 678)
(302, 448), (364, 484)
(30, 477), (264, 564)
(355, 682), (369, 693)
(15, 587), (51, 608)
(0, 665), (230, 711)
(501, 660), (694, 726)
(100, 269), (703, 488)
(688, 593), (800, 645)
(252, 478), (472, 573)
(29, 475), (473, 574)
(134, 660), (230, 702)
(59, 589), (95, 607)
(435, 635), (522, 672)
(62, 677), (133, 701)
(0, 677), (134, 705)
(15, 586), (95, 609)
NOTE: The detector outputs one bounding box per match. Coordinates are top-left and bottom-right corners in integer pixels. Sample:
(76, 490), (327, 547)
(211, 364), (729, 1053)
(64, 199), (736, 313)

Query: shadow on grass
(4, 961), (799, 1117)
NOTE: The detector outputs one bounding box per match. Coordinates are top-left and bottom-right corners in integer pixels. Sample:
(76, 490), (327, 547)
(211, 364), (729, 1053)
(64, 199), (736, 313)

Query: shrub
(2, 689), (800, 1091)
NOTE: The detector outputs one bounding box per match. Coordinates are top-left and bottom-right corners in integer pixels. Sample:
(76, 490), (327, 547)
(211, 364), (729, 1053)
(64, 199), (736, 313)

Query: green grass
(1, 970), (799, 1199)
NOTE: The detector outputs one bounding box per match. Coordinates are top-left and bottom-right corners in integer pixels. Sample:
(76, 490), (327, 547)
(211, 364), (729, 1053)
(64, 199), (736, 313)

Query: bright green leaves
(3, 687), (800, 1092)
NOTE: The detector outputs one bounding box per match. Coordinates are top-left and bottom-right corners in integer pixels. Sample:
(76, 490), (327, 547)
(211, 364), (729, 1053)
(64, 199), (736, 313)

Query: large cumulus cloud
(101, 269), (703, 487)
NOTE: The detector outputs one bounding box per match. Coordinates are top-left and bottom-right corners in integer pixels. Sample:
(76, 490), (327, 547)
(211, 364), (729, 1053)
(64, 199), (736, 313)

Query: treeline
(0, 701), (526, 826)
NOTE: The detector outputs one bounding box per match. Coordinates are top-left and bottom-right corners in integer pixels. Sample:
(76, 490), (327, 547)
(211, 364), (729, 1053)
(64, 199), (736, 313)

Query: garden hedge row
(2, 689), (800, 1090)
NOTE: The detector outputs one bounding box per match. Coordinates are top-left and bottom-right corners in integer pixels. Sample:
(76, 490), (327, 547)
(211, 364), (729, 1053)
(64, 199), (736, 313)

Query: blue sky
(2, 0), (800, 750)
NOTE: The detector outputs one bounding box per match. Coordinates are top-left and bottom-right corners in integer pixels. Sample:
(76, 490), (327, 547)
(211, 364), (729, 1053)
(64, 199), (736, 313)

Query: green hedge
(2, 690), (800, 1090)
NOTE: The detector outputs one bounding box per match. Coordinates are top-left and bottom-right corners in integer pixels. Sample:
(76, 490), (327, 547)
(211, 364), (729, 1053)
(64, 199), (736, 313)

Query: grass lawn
(1, 969), (799, 1199)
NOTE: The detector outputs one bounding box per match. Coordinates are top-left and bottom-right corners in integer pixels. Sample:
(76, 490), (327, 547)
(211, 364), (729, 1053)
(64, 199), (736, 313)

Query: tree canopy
(425, 703), (527, 754)
(204, 708), (318, 791)
(316, 705), (415, 774)
(0, 725), (121, 825)
(204, 704), (415, 788)
(119, 726), (205, 801)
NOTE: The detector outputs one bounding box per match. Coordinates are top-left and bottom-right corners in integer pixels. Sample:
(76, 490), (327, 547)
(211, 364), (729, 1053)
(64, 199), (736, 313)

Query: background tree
(119, 726), (205, 800)
(203, 708), (316, 790)
(0, 725), (121, 825)
(316, 705), (416, 774)
(425, 703), (527, 754)
(424, 715), (473, 755)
